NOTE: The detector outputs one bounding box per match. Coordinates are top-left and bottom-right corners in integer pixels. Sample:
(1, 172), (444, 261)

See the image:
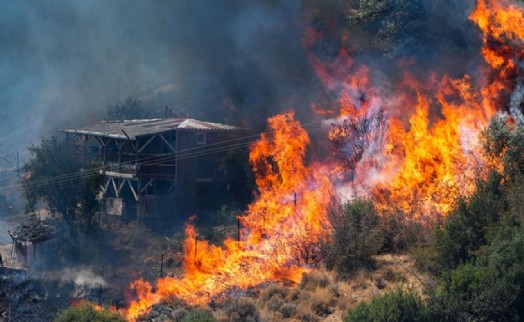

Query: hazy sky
(0, 0), (314, 154)
(0, 0), (481, 157)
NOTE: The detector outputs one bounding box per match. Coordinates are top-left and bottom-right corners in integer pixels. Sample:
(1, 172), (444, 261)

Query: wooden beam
(100, 177), (111, 197)
(104, 171), (136, 179)
(138, 134), (158, 153)
(116, 179), (126, 196)
(94, 136), (107, 147)
(140, 178), (154, 194)
(111, 178), (119, 198)
(127, 179), (139, 201)
(158, 133), (176, 153)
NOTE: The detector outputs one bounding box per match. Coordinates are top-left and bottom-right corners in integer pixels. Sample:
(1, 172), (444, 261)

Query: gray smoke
(510, 83), (524, 124)
(0, 0), (486, 158)
(0, 0), (315, 155)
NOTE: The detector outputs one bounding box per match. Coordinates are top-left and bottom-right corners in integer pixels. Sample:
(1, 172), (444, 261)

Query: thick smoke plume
(1, 0), (486, 154)
(0, 0), (314, 153)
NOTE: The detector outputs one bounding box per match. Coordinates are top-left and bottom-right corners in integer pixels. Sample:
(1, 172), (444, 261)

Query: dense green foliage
(430, 218), (524, 321)
(429, 118), (524, 320)
(345, 117), (524, 321)
(22, 136), (103, 230)
(345, 288), (427, 322)
(182, 308), (216, 322)
(326, 199), (384, 275)
(55, 302), (125, 322)
(434, 170), (505, 271)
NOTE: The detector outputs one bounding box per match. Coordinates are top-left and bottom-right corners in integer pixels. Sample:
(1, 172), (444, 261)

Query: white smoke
(60, 267), (106, 287)
(509, 82), (524, 124)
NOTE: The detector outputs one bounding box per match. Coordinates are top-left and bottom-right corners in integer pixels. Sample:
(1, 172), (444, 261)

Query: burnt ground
(0, 212), (186, 322)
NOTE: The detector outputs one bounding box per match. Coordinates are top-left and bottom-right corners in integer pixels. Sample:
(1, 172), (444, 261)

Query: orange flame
(121, 1), (524, 320)
(124, 113), (333, 320)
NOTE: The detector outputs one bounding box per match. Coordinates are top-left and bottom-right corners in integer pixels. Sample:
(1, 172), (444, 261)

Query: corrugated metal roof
(61, 118), (243, 140)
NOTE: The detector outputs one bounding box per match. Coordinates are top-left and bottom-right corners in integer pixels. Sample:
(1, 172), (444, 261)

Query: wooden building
(62, 118), (246, 221)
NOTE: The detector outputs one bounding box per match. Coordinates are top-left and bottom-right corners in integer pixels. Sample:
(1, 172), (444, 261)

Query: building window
(197, 132), (206, 145)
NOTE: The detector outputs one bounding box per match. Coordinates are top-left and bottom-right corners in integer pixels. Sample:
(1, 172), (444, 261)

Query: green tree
(430, 218), (524, 321)
(22, 136), (102, 230)
(435, 171), (505, 271)
(347, 0), (424, 55)
(482, 116), (524, 180)
(105, 97), (152, 120)
(420, 116), (524, 320)
(326, 199), (384, 275)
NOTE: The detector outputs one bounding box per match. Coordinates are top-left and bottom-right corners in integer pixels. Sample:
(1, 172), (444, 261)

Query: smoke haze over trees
(0, 0), (484, 154)
(0, 0), (315, 152)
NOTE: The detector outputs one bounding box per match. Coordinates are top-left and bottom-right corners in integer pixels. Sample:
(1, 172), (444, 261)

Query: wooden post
(160, 254), (164, 278)
(194, 234), (198, 258)
(16, 150), (20, 183)
(98, 284), (102, 306)
(237, 218), (240, 242)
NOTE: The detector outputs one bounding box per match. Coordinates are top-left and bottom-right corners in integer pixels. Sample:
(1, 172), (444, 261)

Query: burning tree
(328, 106), (388, 177)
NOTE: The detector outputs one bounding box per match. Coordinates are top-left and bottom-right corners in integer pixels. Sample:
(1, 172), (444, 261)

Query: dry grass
(250, 254), (430, 321)
(141, 253), (429, 321)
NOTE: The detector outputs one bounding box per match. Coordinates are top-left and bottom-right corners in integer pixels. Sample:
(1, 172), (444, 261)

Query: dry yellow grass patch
(252, 253), (430, 321)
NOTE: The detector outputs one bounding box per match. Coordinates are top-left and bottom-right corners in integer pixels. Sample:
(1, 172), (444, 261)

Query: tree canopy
(22, 136), (103, 230)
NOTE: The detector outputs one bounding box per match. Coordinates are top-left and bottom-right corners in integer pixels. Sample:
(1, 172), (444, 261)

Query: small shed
(8, 219), (62, 267)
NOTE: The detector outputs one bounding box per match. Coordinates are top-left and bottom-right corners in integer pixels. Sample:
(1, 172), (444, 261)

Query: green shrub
(482, 117), (524, 179)
(411, 246), (440, 276)
(431, 264), (519, 321)
(435, 171), (504, 271)
(55, 302), (125, 322)
(182, 308), (216, 322)
(430, 218), (524, 321)
(380, 208), (428, 252)
(344, 288), (427, 322)
(326, 200), (384, 276)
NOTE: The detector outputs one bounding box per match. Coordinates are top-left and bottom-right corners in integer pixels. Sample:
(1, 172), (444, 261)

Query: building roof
(61, 118), (243, 140)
